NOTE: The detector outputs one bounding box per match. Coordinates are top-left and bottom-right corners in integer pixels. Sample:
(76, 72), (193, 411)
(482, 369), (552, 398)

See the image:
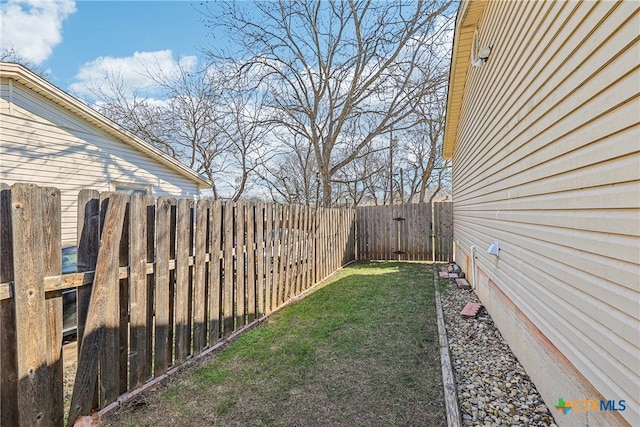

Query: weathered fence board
(154, 197), (174, 376)
(129, 194), (151, 390)
(174, 198), (192, 363)
(255, 202), (265, 318)
(192, 198), (208, 355)
(42, 187), (63, 426)
(246, 203), (256, 323)
(0, 183), (17, 427)
(223, 201), (235, 336)
(12, 184), (50, 425)
(208, 199), (222, 345)
(236, 202), (246, 329)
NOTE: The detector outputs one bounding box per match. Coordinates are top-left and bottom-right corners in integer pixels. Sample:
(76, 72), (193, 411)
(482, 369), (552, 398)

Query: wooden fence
(0, 183), (355, 426)
(356, 202), (453, 262)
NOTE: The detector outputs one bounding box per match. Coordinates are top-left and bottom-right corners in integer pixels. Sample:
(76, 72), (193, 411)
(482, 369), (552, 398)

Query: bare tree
(395, 92), (450, 203)
(203, 0), (454, 206)
(1, 47), (48, 77)
(84, 58), (278, 200)
(214, 66), (275, 201)
(259, 132), (318, 205)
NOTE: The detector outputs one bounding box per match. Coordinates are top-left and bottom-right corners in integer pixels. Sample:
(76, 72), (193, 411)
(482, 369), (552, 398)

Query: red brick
(460, 302), (483, 318)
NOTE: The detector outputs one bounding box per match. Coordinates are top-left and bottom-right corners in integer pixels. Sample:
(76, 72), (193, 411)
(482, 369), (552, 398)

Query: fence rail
(0, 183), (356, 426)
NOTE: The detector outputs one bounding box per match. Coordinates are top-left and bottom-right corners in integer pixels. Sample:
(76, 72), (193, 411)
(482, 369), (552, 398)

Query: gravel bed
(439, 275), (558, 427)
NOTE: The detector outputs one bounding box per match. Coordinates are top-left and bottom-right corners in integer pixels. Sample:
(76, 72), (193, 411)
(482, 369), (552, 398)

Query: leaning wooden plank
(118, 196), (130, 397)
(129, 194), (150, 390)
(76, 189), (100, 362)
(67, 193), (127, 425)
(0, 183), (18, 427)
(11, 184), (51, 425)
(101, 193), (129, 406)
(154, 197), (174, 375)
(42, 187), (64, 426)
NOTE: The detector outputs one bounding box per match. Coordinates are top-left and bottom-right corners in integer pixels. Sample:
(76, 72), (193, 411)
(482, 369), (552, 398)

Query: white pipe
(470, 245), (477, 290)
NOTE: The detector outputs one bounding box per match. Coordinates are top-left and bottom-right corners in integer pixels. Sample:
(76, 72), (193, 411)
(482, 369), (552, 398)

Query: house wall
(451, 1), (639, 426)
(0, 78), (200, 242)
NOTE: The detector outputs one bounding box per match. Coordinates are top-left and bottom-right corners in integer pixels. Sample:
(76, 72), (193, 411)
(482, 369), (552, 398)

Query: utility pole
(389, 130), (394, 205)
(400, 168), (405, 204)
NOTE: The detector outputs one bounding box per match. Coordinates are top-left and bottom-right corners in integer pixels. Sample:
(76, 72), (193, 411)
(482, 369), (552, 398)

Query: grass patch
(104, 262), (446, 427)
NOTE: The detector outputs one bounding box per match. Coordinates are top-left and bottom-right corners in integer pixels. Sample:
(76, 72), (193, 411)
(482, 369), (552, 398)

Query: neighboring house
(444, 2), (638, 427)
(0, 62), (210, 242)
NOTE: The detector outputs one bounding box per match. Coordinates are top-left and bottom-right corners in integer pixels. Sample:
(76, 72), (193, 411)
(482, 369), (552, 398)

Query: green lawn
(104, 261), (446, 427)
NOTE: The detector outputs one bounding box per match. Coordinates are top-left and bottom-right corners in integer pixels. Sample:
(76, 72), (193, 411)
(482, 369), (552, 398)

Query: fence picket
(223, 201), (235, 336)
(129, 194), (150, 389)
(208, 200), (222, 344)
(11, 184), (50, 425)
(246, 203), (256, 323)
(236, 202), (246, 328)
(41, 187), (63, 426)
(193, 199), (208, 354)
(255, 202), (265, 318)
(154, 197), (174, 375)
(175, 199), (193, 362)
(0, 183), (17, 427)
(265, 204), (276, 314)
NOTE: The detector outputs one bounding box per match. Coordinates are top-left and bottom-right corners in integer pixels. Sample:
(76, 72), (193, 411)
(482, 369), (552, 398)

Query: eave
(443, 0), (487, 160)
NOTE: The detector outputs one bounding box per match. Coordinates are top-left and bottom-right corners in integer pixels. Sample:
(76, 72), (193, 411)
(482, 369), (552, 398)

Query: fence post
(11, 183), (51, 425)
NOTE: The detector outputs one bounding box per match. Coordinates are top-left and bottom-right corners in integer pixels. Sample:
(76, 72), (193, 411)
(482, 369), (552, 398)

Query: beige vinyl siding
(1, 79), (199, 241)
(451, 0), (639, 425)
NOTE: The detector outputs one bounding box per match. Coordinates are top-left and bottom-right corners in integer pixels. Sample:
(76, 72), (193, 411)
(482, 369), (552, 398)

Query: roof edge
(0, 62), (211, 189)
(442, 0), (487, 160)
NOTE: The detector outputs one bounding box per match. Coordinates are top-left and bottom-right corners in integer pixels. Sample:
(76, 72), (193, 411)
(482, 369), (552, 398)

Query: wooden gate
(356, 202), (453, 261)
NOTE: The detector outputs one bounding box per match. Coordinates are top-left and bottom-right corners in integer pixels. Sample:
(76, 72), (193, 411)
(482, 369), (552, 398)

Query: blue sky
(1, 0), (218, 93)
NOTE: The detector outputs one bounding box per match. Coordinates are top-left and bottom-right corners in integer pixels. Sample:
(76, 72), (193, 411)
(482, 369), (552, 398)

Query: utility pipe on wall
(470, 245), (477, 290)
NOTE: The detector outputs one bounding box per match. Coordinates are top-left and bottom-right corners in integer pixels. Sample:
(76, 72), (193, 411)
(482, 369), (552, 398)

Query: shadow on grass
(104, 261), (446, 427)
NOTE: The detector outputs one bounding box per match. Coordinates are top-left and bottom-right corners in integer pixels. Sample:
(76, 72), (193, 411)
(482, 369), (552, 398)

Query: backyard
(102, 262), (447, 426)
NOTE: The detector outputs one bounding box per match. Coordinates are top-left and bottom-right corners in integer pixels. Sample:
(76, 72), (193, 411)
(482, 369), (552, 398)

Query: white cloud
(70, 50), (198, 100)
(0, 0), (76, 64)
